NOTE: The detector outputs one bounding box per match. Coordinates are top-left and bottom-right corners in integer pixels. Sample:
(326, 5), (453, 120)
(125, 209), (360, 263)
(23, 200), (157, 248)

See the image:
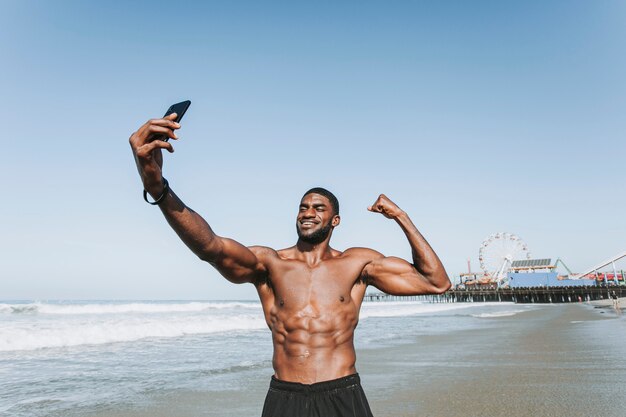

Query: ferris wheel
(479, 232), (531, 284)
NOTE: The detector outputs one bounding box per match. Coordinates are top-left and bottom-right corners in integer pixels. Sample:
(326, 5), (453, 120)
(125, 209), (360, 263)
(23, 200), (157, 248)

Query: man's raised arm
(363, 194), (451, 295)
(129, 114), (265, 284)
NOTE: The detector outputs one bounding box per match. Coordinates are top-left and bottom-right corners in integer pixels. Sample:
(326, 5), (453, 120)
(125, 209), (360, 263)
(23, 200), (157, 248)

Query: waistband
(270, 373), (361, 393)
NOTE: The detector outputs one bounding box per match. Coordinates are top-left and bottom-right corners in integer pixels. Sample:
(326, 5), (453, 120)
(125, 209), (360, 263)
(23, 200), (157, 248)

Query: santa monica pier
(365, 232), (626, 304)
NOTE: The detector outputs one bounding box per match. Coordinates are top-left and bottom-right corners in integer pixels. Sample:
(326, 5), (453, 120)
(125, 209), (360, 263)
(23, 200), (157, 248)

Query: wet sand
(81, 303), (626, 417)
(362, 304), (625, 417)
(589, 296), (626, 309)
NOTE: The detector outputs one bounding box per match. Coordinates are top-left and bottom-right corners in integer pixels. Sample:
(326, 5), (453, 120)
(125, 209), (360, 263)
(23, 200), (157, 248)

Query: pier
(364, 286), (625, 304)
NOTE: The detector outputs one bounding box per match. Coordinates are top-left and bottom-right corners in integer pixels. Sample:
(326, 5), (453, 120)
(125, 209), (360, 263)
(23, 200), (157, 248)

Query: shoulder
(246, 246), (278, 286)
(342, 247), (384, 262)
(249, 245), (278, 256)
(248, 245), (279, 262)
(340, 248), (384, 286)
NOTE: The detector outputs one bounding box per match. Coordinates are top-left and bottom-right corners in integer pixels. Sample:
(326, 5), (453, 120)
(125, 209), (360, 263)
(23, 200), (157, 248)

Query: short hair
(302, 187), (339, 215)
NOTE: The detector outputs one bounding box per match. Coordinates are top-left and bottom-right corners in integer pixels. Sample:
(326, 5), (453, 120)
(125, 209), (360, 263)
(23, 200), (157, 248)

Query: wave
(471, 309), (527, 318)
(198, 360), (272, 376)
(0, 300), (525, 352)
(0, 301), (261, 315)
(360, 301), (497, 319)
(0, 314), (267, 352)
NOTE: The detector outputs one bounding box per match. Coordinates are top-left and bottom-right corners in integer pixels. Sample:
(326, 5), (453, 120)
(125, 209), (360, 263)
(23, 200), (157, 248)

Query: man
(611, 291), (620, 310)
(129, 113), (451, 417)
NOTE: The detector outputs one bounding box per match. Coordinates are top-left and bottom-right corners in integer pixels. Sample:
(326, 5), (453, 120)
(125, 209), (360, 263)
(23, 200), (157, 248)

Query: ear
(331, 215), (341, 227)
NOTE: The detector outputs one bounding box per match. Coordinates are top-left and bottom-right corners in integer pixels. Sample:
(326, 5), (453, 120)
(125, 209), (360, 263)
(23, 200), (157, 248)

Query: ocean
(0, 300), (540, 417)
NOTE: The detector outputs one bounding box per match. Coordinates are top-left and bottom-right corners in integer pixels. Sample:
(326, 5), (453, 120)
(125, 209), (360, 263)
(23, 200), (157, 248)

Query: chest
(267, 259), (364, 306)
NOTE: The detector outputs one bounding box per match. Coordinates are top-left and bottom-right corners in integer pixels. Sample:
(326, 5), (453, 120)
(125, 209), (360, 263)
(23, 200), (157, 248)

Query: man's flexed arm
(129, 115), (265, 284)
(363, 194), (451, 295)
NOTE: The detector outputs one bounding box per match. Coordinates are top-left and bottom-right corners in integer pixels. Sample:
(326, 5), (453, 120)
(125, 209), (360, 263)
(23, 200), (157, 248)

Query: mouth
(299, 220), (319, 228)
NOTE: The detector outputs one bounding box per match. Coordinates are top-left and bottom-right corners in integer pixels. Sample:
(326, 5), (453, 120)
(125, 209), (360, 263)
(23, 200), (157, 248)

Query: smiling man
(129, 113), (451, 417)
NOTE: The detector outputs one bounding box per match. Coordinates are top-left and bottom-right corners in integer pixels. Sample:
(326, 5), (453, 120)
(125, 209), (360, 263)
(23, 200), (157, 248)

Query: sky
(1, 1), (625, 300)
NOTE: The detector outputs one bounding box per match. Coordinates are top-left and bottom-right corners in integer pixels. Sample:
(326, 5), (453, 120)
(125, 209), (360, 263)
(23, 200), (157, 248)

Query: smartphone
(160, 100), (191, 142)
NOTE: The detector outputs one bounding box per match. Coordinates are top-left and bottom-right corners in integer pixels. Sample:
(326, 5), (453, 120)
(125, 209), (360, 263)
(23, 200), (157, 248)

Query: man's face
(296, 193), (339, 244)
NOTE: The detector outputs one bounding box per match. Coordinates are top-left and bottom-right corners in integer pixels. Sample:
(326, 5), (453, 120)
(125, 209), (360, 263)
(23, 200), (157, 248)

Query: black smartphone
(161, 100), (191, 142)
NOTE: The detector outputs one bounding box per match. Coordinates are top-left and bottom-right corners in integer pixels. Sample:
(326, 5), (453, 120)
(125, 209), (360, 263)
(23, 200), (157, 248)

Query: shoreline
(589, 296), (626, 309)
(68, 303), (625, 417)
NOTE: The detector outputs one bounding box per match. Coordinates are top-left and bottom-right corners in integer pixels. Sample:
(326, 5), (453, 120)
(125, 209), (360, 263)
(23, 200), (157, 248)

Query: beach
(362, 304), (626, 417)
(2, 301), (625, 417)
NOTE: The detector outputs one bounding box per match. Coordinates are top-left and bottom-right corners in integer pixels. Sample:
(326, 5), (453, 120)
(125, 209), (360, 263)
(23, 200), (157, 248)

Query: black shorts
(261, 373), (374, 417)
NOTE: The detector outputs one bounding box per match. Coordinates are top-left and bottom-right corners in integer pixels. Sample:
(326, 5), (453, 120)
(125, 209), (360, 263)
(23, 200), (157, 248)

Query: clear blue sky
(1, 1), (625, 300)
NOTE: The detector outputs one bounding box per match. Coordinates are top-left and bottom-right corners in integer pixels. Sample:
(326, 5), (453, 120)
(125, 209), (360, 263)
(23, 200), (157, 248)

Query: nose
(301, 207), (316, 218)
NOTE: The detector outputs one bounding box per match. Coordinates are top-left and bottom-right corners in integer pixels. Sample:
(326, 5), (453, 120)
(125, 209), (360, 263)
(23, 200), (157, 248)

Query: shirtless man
(129, 113), (451, 417)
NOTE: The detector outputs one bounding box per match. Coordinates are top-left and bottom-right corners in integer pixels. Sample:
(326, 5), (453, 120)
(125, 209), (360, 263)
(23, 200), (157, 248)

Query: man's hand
(367, 194), (405, 219)
(129, 113), (180, 196)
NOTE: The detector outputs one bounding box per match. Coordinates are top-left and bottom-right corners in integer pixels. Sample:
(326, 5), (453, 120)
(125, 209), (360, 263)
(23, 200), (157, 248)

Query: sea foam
(471, 309), (527, 318)
(360, 300), (495, 319)
(0, 313), (266, 352)
(0, 301), (261, 315)
(0, 300), (515, 352)
(0, 301), (266, 352)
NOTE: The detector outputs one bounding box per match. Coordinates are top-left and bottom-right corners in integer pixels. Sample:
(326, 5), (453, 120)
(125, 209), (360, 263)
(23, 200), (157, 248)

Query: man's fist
(367, 194), (404, 219)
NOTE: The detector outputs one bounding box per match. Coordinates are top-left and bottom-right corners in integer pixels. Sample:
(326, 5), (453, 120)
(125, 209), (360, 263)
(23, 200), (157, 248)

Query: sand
(79, 303), (626, 417)
(589, 296), (626, 309)
(361, 304), (625, 417)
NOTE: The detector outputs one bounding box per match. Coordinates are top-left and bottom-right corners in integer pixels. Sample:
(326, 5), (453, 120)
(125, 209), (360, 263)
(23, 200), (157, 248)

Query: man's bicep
(210, 239), (268, 284)
(365, 256), (436, 296)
